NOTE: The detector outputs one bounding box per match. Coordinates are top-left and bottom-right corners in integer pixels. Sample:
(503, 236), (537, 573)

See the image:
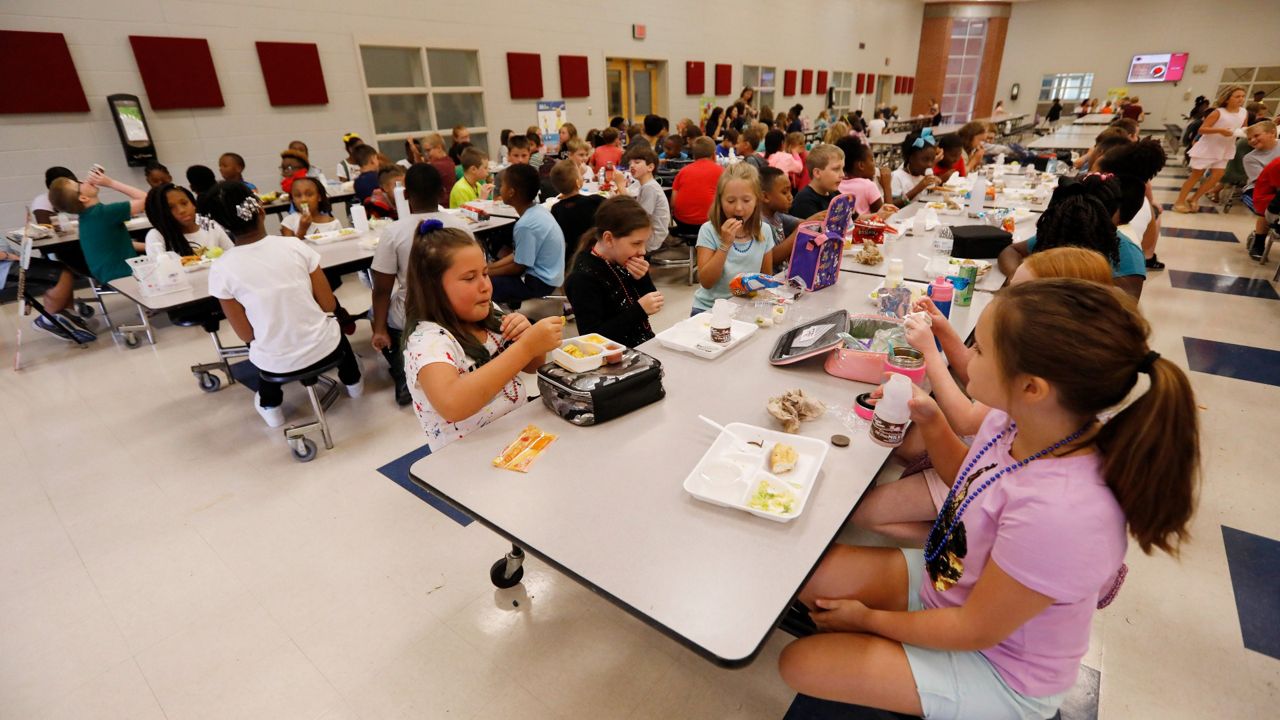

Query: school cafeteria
(2, 0), (1278, 718)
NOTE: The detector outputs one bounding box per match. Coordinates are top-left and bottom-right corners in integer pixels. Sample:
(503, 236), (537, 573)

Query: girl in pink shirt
(836, 137), (892, 215)
(779, 279), (1200, 719)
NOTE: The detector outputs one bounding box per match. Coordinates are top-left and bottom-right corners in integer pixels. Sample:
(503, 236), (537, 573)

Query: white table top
(1027, 133), (1096, 150)
(407, 272), (975, 666)
(840, 201), (1028, 294)
(868, 124), (963, 146)
(1073, 113), (1114, 125)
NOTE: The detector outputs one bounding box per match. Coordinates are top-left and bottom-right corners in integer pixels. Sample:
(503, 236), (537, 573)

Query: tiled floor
(2, 163), (1278, 719)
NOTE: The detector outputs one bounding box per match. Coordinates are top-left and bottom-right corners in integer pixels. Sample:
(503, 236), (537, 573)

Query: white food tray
(304, 229), (360, 244)
(683, 422), (829, 523)
(655, 315), (758, 360)
(181, 258), (213, 272)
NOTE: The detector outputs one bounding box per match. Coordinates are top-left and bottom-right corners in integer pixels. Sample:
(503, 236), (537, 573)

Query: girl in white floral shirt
(402, 220), (564, 451)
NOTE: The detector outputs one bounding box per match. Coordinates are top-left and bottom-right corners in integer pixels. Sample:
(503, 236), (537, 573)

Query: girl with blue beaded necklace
(779, 279), (1200, 720)
(691, 163), (776, 315)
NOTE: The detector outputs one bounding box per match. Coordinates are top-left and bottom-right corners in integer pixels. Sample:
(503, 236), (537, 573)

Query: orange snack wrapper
(493, 424), (557, 472)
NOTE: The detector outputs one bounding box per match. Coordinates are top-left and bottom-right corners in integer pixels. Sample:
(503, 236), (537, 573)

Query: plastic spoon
(698, 415), (758, 453)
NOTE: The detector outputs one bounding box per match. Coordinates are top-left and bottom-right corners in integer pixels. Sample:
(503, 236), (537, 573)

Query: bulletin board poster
(1107, 87), (1129, 103)
(699, 96), (715, 125)
(537, 101), (567, 153)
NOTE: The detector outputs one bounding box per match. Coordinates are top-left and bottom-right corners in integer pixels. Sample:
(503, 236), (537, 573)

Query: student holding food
(692, 163), (776, 315)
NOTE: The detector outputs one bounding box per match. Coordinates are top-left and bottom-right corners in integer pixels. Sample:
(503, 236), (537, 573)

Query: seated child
(527, 128), (546, 168)
(625, 144), (671, 252)
(279, 149), (311, 195)
(403, 222), (564, 451)
(1241, 120), (1280, 258)
(565, 138), (596, 183)
(493, 135), (532, 198)
(549, 159), (605, 271)
(364, 165), (406, 220)
(420, 132), (457, 201)
(933, 133), (967, 182)
(218, 153), (255, 191)
(488, 164), (566, 306)
(371, 164), (474, 406)
(789, 143), (845, 217)
(998, 174), (1147, 299)
(452, 125), (470, 146)
(565, 196), (665, 348)
(891, 131), (942, 206)
(336, 133), (364, 181)
(737, 126), (767, 171)
(48, 168), (147, 283)
(660, 134), (688, 162)
(32, 167), (77, 226)
(672, 137), (724, 231)
(143, 183), (233, 256)
(693, 163), (775, 313)
(350, 145), (382, 202)
(144, 162), (172, 188)
(280, 177), (342, 238)
(186, 165), (217, 205)
(766, 129), (802, 177)
(204, 182), (362, 427)
(717, 128), (739, 158)
(449, 147), (492, 208)
(760, 167), (803, 267)
(0, 251), (96, 343)
(784, 132), (810, 190)
(781, 279), (1198, 719)
(590, 127), (624, 173)
(836, 137), (890, 215)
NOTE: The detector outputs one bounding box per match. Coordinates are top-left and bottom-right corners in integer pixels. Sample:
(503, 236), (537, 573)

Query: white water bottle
(393, 181), (410, 219)
(145, 232), (166, 259)
(870, 373), (911, 447)
(349, 203), (369, 234)
(710, 299), (733, 344)
(969, 176), (987, 214)
(885, 258), (904, 289)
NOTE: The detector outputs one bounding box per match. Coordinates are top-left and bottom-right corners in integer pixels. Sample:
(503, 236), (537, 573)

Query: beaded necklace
(590, 248), (652, 334)
(923, 421), (1090, 591)
(482, 329), (521, 403)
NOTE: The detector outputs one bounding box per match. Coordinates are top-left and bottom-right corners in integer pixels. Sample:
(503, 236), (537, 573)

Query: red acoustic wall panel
(559, 55), (589, 97)
(256, 42), (327, 106)
(816, 70), (828, 95)
(715, 63), (731, 95)
(129, 35), (223, 110)
(0, 30), (89, 114)
(506, 52), (543, 99)
(896, 76), (904, 94)
(800, 69), (813, 95)
(783, 69), (797, 96)
(908, 77), (915, 93)
(856, 73), (865, 94)
(685, 61), (705, 95)
(865, 74), (875, 95)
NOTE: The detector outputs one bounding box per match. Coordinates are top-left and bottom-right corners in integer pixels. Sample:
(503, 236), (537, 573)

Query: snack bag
(729, 272), (784, 297)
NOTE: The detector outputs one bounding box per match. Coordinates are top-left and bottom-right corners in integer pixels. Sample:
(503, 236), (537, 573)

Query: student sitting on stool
(487, 165), (565, 308)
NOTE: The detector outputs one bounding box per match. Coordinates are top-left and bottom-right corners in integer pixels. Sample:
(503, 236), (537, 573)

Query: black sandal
(1145, 255), (1166, 270)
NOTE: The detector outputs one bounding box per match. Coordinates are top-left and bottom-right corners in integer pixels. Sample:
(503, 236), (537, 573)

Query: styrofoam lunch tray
(683, 422), (829, 523)
(304, 229), (361, 244)
(655, 314), (758, 360)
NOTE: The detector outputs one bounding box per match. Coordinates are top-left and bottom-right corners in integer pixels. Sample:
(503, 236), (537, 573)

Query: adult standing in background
(1122, 96), (1144, 123)
(739, 87), (759, 123)
(1046, 98), (1064, 127)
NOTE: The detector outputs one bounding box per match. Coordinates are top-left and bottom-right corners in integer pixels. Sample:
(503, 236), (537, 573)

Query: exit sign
(632, 24), (646, 40)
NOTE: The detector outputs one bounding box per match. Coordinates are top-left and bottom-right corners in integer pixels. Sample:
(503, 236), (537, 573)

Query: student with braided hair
(1097, 138), (1169, 270)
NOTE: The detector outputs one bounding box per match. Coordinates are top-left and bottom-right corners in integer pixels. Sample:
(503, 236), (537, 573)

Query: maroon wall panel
(506, 52), (543, 99)
(685, 61), (705, 95)
(129, 35), (224, 110)
(866, 74), (875, 95)
(783, 69), (797, 96)
(816, 70), (828, 95)
(714, 63), (731, 96)
(856, 73), (865, 94)
(800, 69), (813, 95)
(256, 41), (327, 106)
(0, 31), (89, 114)
(558, 55), (589, 97)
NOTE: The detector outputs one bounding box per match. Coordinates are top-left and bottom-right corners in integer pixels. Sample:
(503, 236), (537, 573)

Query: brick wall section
(912, 16), (951, 116)
(973, 16), (1009, 120)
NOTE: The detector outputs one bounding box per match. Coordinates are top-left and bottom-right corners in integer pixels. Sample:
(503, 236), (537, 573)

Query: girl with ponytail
(781, 279), (1198, 719)
(564, 195), (665, 348)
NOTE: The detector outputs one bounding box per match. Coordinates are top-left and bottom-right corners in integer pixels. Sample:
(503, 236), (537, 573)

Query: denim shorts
(899, 549), (1066, 720)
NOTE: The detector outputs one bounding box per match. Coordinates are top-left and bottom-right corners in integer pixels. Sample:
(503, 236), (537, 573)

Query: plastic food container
(682, 422), (830, 523)
(552, 339), (605, 372)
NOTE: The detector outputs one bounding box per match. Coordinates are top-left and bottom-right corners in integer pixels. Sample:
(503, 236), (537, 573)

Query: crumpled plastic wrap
(767, 388), (826, 433)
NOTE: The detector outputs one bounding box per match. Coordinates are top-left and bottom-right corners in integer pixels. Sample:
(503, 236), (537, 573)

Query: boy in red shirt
(590, 127), (624, 173)
(671, 137), (724, 232)
(1248, 155), (1280, 259)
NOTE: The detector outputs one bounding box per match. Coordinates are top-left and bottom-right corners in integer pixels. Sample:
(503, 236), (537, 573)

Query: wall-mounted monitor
(1127, 53), (1189, 83)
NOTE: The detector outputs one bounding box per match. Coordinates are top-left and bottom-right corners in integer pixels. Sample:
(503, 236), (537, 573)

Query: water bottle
(870, 374), (912, 447)
(1046, 157), (1059, 175)
(349, 203), (369, 234)
(393, 181), (410, 219)
(928, 276), (953, 318)
(885, 258), (904, 289)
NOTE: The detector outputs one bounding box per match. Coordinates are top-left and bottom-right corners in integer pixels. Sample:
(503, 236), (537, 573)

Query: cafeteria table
(407, 271), (991, 667)
(1028, 132), (1096, 151)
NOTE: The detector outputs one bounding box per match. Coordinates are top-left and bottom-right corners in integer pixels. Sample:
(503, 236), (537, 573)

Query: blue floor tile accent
(1222, 526), (1280, 660)
(376, 445), (474, 526)
(1169, 270), (1280, 299)
(1160, 227), (1238, 242)
(1161, 203), (1218, 214)
(1183, 337), (1280, 386)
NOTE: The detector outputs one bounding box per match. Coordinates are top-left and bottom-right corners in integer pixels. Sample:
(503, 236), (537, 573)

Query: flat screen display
(1128, 53), (1189, 83)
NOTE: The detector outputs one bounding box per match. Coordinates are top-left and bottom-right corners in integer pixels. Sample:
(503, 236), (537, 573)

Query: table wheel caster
(490, 545), (525, 589)
(122, 332), (140, 348)
(76, 301), (95, 319)
(196, 372), (221, 393)
(290, 437), (318, 462)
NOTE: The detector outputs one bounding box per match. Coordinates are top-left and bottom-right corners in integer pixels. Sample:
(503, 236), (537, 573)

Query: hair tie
(417, 218), (445, 235)
(1138, 350), (1160, 374)
(912, 128), (937, 149)
(235, 195), (262, 222)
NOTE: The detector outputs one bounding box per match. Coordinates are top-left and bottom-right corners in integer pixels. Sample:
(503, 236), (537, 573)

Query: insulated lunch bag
(536, 349), (665, 426)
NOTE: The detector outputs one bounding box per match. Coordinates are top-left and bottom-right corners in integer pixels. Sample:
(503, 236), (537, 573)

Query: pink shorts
(1188, 156), (1228, 171)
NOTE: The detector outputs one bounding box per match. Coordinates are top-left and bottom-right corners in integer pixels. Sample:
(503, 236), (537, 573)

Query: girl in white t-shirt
(280, 177), (343, 239)
(402, 220), (564, 452)
(204, 182), (363, 428)
(336, 133), (364, 182)
(891, 132), (941, 206)
(1175, 86), (1249, 213)
(143, 183), (234, 257)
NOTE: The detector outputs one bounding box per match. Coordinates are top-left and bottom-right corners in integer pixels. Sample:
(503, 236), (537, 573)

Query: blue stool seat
(259, 356), (341, 387)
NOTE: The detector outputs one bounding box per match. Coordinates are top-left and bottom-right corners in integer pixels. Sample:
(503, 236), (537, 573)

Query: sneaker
(1248, 233), (1266, 260)
(32, 315), (73, 341)
(345, 376), (364, 398)
(395, 385), (413, 407)
(254, 394), (286, 427)
(1144, 254), (1166, 270)
(58, 311), (93, 333)
(54, 314), (97, 343)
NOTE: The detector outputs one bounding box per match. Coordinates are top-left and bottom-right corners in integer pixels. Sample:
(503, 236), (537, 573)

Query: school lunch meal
(180, 246), (224, 266)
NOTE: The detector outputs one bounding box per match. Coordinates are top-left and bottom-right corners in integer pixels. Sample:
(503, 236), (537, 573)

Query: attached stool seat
(259, 357), (344, 462)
